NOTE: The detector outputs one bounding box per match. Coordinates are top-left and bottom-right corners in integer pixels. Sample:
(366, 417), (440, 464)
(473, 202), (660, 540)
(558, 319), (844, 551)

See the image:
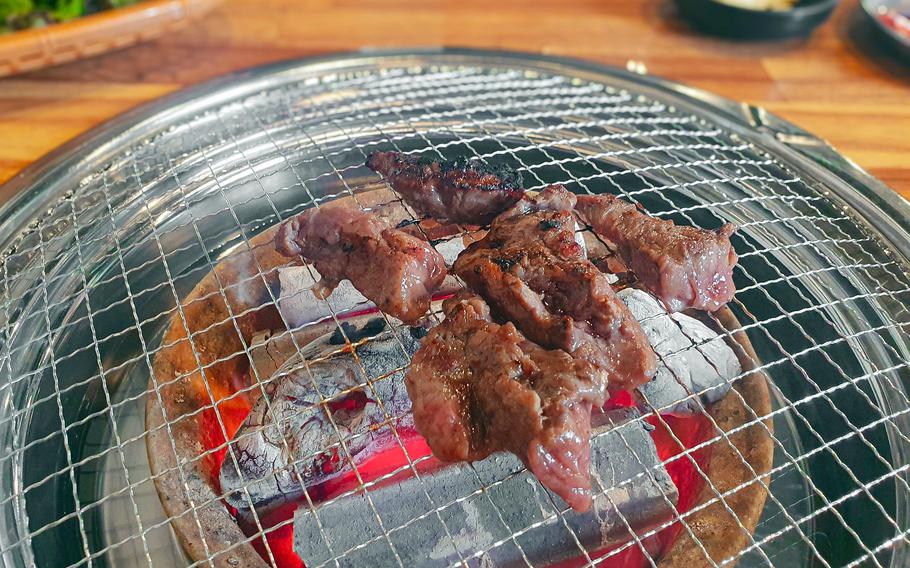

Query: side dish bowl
(676, 0), (839, 39)
(0, 0), (222, 77)
(861, 0), (910, 59)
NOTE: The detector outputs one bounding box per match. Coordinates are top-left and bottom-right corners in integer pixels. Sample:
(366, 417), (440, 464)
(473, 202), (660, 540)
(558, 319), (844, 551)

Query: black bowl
(861, 0), (910, 60)
(676, 0), (840, 39)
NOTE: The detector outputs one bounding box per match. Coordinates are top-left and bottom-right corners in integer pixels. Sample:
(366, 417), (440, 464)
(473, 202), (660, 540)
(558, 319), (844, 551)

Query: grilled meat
(575, 194), (737, 312)
(223, 292), (736, 513)
(406, 292), (603, 512)
(453, 185), (656, 391)
(275, 204), (446, 324)
(366, 151), (524, 225)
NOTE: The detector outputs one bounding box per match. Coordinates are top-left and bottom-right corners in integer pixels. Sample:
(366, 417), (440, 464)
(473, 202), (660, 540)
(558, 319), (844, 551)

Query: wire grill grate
(0, 51), (909, 568)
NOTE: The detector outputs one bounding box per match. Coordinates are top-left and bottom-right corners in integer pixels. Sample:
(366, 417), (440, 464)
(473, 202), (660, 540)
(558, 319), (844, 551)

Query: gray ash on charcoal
(219, 321), (427, 511)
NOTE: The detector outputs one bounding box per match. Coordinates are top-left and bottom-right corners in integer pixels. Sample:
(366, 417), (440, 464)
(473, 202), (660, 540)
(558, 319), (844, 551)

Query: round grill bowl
(146, 204), (774, 568)
(0, 50), (908, 567)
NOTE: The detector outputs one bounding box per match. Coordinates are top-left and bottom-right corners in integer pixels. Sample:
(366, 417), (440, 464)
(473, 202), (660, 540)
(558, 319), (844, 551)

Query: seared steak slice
(366, 151), (524, 225)
(575, 193), (737, 312)
(453, 185), (656, 391)
(406, 292), (602, 512)
(276, 204), (446, 324)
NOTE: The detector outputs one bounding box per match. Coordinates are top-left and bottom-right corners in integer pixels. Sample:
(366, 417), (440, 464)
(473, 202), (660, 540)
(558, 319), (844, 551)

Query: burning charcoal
(433, 238), (466, 266)
(220, 318), (424, 510)
(249, 329), (313, 381)
(249, 330), (286, 382)
(230, 285), (733, 514)
(620, 288), (739, 416)
(277, 266), (370, 328)
(573, 218), (588, 256)
(293, 408), (677, 568)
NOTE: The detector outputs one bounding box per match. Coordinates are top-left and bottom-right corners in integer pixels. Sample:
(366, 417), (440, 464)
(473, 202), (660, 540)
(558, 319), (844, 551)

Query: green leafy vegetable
(34, 0), (83, 21)
(0, 0), (34, 24)
(0, 0), (140, 31)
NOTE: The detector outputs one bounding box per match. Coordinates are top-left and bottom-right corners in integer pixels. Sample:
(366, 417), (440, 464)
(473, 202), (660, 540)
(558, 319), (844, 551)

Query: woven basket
(0, 0), (222, 77)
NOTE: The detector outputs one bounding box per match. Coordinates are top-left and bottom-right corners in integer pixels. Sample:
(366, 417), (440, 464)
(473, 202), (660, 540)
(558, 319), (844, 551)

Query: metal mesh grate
(1, 51), (909, 568)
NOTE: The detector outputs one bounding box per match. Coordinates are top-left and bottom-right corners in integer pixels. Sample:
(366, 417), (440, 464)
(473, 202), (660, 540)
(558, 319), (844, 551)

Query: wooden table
(0, 0), (906, 197)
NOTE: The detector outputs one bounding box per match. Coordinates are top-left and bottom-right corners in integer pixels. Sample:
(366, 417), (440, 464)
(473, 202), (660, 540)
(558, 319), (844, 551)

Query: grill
(1, 48), (910, 568)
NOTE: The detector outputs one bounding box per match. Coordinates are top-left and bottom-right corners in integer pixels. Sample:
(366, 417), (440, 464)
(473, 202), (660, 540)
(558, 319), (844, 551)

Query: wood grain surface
(0, 0), (906, 197)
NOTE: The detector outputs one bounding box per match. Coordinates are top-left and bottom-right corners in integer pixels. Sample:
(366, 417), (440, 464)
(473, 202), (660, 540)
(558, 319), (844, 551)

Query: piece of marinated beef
(275, 204), (446, 324)
(453, 185), (656, 391)
(575, 193), (737, 312)
(366, 151), (524, 225)
(406, 292), (601, 512)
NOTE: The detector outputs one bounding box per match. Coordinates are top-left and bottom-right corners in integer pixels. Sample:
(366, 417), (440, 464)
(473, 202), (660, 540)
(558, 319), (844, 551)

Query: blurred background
(0, 0), (905, 198)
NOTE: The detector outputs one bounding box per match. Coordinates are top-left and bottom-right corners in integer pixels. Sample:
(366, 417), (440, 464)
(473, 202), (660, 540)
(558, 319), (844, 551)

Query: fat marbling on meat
(453, 185), (657, 392)
(575, 193), (738, 312)
(406, 291), (604, 512)
(366, 151), (525, 225)
(275, 204), (446, 324)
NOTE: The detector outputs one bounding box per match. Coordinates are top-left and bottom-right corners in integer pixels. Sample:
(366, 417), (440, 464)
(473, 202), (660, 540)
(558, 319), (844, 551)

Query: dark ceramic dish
(677, 0), (839, 39)
(862, 0), (910, 60)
